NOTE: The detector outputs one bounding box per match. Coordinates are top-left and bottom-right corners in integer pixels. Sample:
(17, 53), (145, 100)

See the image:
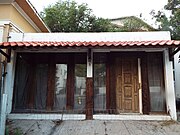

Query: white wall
(0, 27), (3, 42)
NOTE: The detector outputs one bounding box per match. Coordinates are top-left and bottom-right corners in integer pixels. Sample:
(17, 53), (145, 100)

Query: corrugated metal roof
(0, 40), (180, 48)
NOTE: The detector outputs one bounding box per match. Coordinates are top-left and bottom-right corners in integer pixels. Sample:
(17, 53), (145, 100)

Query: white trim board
(0, 20), (23, 33)
(93, 115), (171, 121)
(7, 114), (171, 121)
(8, 114), (86, 120)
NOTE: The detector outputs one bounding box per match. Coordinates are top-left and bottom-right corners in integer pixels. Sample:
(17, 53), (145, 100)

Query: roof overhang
(1, 32), (179, 62)
(0, 40), (180, 63)
(0, 40), (180, 49)
(1, 32), (179, 50)
(14, 0), (50, 32)
(0, 0), (13, 3)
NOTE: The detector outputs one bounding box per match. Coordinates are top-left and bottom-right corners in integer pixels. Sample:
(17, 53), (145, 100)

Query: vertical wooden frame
(86, 77), (93, 119)
(109, 53), (116, 112)
(66, 54), (75, 110)
(106, 53), (110, 112)
(141, 52), (150, 114)
(46, 60), (56, 111)
(26, 62), (36, 109)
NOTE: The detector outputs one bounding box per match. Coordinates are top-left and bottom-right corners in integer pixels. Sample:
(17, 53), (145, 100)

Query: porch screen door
(147, 53), (165, 112)
(74, 64), (86, 111)
(115, 57), (139, 113)
(93, 53), (107, 112)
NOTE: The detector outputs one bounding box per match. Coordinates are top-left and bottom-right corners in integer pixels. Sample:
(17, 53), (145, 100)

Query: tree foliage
(151, 0), (180, 39)
(111, 16), (156, 32)
(40, 0), (112, 32)
(41, 0), (156, 33)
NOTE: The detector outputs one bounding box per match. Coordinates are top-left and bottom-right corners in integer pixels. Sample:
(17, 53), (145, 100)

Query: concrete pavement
(6, 120), (180, 135)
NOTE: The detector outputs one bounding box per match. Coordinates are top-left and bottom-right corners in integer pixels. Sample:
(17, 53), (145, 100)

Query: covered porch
(0, 32), (179, 120)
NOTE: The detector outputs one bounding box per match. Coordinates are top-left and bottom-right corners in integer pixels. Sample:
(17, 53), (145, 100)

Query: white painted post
(138, 58), (142, 114)
(87, 49), (93, 78)
(4, 51), (16, 114)
(0, 26), (4, 42)
(174, 52), (180, 99)
(0, 94), (8, 135)
(164, 49), (177, 120)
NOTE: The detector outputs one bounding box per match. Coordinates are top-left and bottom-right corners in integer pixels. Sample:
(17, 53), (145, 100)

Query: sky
(29, 0), (168, 26)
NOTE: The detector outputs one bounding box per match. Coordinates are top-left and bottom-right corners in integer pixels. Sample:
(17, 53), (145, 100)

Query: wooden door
(115, 57), (139, 113)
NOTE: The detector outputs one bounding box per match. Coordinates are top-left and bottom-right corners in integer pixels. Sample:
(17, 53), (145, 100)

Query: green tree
(112, 16), (156, 32)
(151, 0), (180, 39)
(41, 0), (112, 32)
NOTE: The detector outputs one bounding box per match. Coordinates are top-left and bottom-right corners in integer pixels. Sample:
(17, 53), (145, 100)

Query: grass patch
(160, 120), (178, 126)
(5, 127), (22, 135)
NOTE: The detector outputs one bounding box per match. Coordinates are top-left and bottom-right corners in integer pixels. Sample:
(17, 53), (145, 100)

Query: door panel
(115, 57), (139, 113)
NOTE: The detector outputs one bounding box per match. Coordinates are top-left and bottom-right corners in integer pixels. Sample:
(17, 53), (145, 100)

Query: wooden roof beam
(0, 49), (11, 62)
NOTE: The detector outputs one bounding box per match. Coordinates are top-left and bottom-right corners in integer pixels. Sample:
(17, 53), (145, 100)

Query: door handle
(77, 97), (82, 105)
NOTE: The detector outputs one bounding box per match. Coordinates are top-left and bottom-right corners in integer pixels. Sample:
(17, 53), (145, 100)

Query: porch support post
(106, 53), (110, 111)
(174, 51), (180, 108)
(141, 52), (150, 114)
(3, 50), (16, 114)
(86, 49), (93, 119)
(138, 58), (143, 114)
(164, 49), (177, 120)
(109, 54), (116, 112)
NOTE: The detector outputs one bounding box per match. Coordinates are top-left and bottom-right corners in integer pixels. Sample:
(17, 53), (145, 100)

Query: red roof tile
(0, 40), (180, 48)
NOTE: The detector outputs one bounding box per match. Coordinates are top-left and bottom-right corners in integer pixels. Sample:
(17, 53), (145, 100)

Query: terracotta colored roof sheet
(0, 40), (180, 48)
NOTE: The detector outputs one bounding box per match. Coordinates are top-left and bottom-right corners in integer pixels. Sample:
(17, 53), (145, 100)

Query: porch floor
(6, 119), (180, 135)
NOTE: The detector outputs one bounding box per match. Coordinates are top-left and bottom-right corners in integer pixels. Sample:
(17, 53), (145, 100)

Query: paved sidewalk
(6, 120), (180, 135)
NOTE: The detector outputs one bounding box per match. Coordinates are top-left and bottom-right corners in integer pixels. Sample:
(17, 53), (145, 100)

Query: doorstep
(7, 114), (86, 120)
(93, 114), (171, 121)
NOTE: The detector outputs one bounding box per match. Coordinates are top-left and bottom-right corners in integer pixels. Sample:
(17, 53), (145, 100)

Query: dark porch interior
(12, 52), (166, 119)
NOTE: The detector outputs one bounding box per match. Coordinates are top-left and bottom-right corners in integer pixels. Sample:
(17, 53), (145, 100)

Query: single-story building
(0, 31), (180, 121)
